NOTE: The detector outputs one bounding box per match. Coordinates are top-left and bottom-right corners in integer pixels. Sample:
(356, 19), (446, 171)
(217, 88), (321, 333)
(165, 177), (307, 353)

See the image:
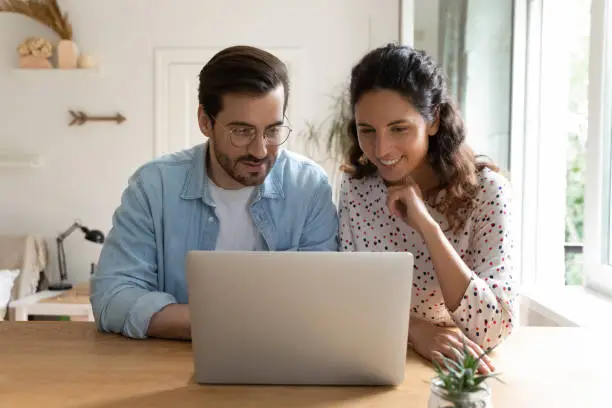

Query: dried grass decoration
(0, 0), (73, 40)
(0, 0), (79, 68)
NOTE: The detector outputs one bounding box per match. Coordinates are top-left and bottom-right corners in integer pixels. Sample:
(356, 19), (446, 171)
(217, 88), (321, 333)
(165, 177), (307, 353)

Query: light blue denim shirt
(90, 142), (339, 339)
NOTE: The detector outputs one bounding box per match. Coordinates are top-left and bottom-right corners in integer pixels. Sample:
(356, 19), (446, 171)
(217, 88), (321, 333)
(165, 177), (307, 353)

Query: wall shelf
(0, 152), (43, 168)
(11, 67), (103, 77)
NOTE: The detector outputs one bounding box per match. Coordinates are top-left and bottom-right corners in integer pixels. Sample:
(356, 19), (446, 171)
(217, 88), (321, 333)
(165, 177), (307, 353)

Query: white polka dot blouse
(338, 167), (518, 348)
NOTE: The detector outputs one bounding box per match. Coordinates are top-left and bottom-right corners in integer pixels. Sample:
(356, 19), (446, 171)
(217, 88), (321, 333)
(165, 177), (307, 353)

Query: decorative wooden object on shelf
(69, 110), (127, 126)
(18, 55), (52, 69)
(77, 54), (96, 69)
(17, 36), (53, 68)
(56, 39), (78, 69)
(0, 0), (94, 70)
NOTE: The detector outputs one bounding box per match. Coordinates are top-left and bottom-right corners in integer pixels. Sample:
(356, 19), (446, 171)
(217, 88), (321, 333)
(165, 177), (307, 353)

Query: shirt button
(208, 216), (214, 222)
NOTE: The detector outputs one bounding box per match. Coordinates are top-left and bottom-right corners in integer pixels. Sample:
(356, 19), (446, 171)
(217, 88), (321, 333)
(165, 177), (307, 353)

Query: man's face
(198, 86), (286, 189)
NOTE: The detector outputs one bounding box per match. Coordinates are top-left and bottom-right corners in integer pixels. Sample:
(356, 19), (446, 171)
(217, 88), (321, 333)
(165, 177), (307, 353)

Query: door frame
(154, 47), (306, 158)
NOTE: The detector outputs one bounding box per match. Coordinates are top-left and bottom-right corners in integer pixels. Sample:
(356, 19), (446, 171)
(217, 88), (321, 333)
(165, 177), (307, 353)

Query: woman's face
(354, 89), (438, 184)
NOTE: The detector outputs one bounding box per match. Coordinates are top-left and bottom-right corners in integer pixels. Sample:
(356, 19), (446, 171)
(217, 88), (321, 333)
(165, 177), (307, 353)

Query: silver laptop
(186, 251), (414, 386)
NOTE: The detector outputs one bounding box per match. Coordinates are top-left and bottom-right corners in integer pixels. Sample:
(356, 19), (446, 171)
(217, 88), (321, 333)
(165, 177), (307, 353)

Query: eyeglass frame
(208, 113), (293, 148)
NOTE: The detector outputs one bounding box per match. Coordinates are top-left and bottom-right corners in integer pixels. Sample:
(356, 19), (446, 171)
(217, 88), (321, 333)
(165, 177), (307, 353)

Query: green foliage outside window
(564, 0), (590, 285)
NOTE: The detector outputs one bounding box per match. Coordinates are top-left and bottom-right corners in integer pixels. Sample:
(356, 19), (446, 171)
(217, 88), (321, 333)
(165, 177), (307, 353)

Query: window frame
(514, 0), (571, 289)
(583, 0), (612, 297)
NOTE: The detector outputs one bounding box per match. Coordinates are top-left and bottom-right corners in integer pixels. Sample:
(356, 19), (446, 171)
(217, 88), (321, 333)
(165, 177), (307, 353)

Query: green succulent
(431, 338), (503, 408)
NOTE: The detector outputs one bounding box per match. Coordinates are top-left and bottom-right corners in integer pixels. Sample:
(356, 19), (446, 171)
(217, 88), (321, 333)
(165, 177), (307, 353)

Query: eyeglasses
(213, 116), (293, 148)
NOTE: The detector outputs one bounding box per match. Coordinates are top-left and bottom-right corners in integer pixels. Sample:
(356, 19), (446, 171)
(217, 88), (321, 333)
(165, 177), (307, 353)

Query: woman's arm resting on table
(413, 171), (517, 350)
(418, 216), (516, 350)
(441, 173), (518, 349)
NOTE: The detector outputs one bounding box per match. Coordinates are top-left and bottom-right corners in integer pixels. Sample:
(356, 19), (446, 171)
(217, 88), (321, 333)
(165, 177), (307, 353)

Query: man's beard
(214, 148), (275, 187)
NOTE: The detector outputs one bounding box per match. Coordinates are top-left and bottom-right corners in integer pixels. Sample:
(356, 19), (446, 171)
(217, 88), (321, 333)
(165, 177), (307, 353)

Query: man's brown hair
(198, 45), (290, 122)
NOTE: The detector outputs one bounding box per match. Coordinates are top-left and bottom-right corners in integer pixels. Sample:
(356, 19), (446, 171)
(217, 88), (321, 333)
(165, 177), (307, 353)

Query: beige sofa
(0, 235), (49, 321)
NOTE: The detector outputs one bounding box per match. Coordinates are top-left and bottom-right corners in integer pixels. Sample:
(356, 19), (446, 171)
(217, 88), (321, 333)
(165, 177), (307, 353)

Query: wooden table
(0, 323), (608, 407)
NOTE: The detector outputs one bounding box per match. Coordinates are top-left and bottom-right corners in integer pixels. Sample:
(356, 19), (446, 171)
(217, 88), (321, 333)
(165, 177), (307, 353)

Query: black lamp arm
(56, 238), (67, 282)
(54, 220), (105, 285)
(57, 221), (85, 241)
(56, 221), (84, 283)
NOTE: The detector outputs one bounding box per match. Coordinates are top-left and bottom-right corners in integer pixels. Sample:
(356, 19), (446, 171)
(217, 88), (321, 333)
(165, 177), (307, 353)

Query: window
(514, 0), (611, 293)
(517, 0), (585, 288)
(414, 0), (612, 297)
(583, 0), (612, 297)
(563, 0), (591, 286)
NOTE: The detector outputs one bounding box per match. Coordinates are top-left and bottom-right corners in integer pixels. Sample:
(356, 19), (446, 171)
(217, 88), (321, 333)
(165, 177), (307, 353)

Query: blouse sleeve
(338, 174), (356, 252)
(450, 171), (518, 350)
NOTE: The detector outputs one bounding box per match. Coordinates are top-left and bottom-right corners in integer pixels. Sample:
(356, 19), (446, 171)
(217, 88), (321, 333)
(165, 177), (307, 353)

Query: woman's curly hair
(343, 43), (498, 232)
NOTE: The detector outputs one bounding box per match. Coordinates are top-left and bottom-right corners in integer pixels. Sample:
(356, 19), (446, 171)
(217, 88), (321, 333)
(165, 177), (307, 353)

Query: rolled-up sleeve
(450, 173), (518, 349)
(90, 174), (176, 339)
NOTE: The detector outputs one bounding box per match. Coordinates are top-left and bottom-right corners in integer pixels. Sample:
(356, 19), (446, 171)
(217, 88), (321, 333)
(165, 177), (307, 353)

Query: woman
(338, 44), (517, 374)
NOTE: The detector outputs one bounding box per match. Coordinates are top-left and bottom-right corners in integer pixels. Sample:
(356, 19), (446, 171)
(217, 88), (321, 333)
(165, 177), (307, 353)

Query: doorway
(154, 48), (305, 158)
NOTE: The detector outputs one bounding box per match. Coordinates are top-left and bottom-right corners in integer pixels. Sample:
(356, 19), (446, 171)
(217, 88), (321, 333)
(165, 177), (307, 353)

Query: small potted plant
(428, 339), (503, 408)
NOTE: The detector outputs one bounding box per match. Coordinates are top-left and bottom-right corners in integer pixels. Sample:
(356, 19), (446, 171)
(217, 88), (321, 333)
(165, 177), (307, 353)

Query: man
(90, 45), (339, 340)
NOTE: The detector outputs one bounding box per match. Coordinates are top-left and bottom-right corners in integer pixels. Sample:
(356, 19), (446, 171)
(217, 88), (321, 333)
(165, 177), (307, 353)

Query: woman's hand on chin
(408, 317), (495, 375)
(386, 176), (436, 235)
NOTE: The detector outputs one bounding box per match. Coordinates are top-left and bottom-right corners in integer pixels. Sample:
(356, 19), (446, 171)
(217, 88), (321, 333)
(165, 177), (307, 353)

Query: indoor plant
(428, 339), (503, 408)
(298, 84), (353, 196)
(300, 84), (353, 166)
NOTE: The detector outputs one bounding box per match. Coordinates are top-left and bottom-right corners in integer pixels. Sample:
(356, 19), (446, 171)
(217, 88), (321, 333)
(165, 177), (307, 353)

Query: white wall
(413, 0), (440, 60)
(462, 0), (513, 170)
(414, 0), (513, 170)
(0, 0), (401, 284)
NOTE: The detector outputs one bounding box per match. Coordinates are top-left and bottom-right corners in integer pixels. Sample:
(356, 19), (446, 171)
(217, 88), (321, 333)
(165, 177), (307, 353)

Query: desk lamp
(49, 221), (105, 291)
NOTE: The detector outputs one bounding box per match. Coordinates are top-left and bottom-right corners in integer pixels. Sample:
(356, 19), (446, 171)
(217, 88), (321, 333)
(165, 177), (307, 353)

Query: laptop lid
(186, 251), (413, 386)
